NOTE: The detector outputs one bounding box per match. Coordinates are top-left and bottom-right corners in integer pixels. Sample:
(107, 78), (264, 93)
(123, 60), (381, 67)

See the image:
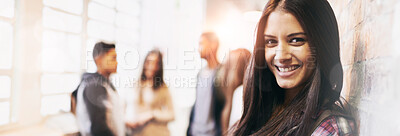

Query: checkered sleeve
(311, 116), (355, 136)
(312, 116), (339, 136)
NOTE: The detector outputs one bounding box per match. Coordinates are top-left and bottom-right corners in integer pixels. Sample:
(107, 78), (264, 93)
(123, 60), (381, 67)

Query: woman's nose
(275, 43), (292, 64)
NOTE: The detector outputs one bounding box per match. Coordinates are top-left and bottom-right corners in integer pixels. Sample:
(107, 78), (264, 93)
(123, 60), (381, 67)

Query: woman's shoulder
(311, 112), (356, 136)
(156, 84), (171, 95)
(159, 84), (169, 90)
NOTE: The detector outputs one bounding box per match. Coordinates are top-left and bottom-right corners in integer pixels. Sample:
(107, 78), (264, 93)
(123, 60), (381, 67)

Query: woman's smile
(274, 64), (301, 78)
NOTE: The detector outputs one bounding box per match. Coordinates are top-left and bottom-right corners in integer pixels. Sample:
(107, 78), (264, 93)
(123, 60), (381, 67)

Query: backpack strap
(336, 116), (353, 135)
(71, 79), (84, 115)
(310, 110), (354, 135)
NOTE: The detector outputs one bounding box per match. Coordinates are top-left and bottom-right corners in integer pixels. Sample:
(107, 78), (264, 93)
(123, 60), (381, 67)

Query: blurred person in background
(215, 48), (251, 133)
(187, 32), (224, 136)
(125, 49), (175, 136)
(75, 42), (125, 136)
(229, 0), (357, 135)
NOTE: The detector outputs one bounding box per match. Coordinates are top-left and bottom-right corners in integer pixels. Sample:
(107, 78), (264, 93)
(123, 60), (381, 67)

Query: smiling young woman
(228, 0), (357, 135)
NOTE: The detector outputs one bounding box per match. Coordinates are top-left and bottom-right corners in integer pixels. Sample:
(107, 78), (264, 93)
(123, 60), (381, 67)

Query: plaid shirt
(311, 116), (356, 136)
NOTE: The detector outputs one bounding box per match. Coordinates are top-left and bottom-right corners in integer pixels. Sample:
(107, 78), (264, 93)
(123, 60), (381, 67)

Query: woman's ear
(329, 63), (343, 92)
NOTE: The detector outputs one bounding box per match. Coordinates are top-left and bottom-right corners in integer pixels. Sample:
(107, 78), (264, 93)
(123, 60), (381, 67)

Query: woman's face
(264, 11), (314, 91)
(144, 53), (159, 79)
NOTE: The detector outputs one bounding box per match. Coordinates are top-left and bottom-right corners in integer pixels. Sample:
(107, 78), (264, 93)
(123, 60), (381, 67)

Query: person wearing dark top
(187, 32), (224, 136)
(75, 42), (125, 136)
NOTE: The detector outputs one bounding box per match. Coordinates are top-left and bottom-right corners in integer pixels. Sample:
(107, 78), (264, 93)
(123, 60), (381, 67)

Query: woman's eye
(289, 38), (306, 46)
(265, 39), (278, 47)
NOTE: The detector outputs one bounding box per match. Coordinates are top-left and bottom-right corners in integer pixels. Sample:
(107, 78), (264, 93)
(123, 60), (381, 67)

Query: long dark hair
(140, 49), (165, 90)
(232, 0), (347, 135)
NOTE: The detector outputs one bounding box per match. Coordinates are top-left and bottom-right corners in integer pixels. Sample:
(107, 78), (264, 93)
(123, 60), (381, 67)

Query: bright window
(41, 74), (80, 95)
(43, 0), (83, 15)
(0, 102), (10, 125)
(0, 0), (14, 18)
(41, 95), (71, 116)
(42, 30), (81, 72)
(87, 20), (115, 42)
(0, 21), (13, 69)
(88, 2), (116, 23)
(42, 7), (82, 33)
(0, 76), (11, 99)
(40, 0), (142, 116)
(40, 1), (82, 116)
(0, 0), (15, 126)
(92, 0), (116, 8)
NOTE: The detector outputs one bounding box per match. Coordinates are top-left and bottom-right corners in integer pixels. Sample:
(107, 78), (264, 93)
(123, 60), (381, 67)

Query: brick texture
(329, 0), (400, 135)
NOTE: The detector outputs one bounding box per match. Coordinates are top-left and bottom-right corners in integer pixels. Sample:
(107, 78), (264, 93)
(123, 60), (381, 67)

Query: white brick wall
(329, 0), (400, 135)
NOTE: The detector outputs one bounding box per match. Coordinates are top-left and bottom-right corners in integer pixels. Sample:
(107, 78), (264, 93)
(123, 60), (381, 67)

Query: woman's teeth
(277, 65), (300, 72)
